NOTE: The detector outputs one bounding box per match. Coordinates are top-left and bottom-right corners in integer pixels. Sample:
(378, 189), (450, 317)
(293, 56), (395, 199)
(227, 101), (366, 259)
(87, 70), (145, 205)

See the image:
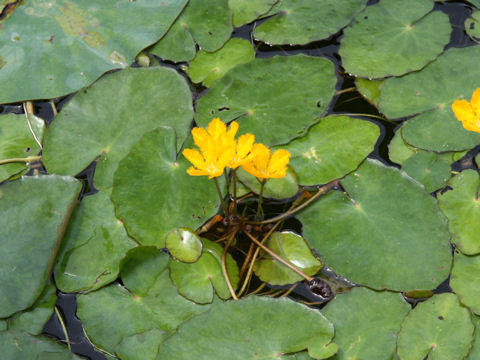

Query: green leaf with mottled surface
(451, 251), (480, 314)
(229, 0), (278, 27)
(402, 151), (451, 193)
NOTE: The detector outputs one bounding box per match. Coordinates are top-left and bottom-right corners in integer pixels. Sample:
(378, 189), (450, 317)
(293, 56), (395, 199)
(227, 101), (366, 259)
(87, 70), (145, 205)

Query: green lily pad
(297, 159), (451, 291)
(438, 170), (480, 255)
(187, 38), (255, 87)
(253, 0), (367, 45)
(253, 231), (322, 285)
(322, 287), (410, 360)
(378, 46), (480, 151)
(170, 239), (239, 303)
(402, 151), (451, 193)
(157, 295), (336, 359)
(229, 0), (278, 27)
(388, 126), (418, 165)
(54, 191), (136, 293)
(237, 166), (299, 199)
(451, 251), (480, 314)
(355, 78), (383, 106)
(111, 127), (221, 247)
(43, 67), (193, 191)
(340, 0), (450, 79)
(196, 55), (336, 146)
(397, 293), (474, 360)
(165, 228), (203, 263)
(0, 175), (81, 318)
(0, 0), (187, 103)
(282, 115), (379, 185)
(7, 280), (56, 335)
(0, 113), (44, 182)
(0, 330), (82, 359)
(150, 0), (232, 60)
(77, 246), (211, 359)
(466, 316), (480, 359)
(466, 10), (480, 41)
(148, 19), (196, 63)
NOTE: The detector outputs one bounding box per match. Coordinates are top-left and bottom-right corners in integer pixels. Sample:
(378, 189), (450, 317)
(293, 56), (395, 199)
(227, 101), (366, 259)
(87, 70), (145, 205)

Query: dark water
(0, 1), (475, 359)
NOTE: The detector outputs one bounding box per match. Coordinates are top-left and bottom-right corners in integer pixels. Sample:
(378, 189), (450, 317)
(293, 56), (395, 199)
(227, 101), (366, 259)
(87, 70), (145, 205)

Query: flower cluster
(452, 88), (480, 133)
(182, 118), (290, 180)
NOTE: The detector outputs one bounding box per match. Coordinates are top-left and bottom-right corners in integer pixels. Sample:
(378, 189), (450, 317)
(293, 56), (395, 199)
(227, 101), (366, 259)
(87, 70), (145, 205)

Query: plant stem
(239, 241), (255, 280)
(23, 102), (42, 149)
(214, 177), (228, 216)
(54, 306), (71, 350)
(243, 229), (313, 282)
(256, 179), (266, 220)
(232, 169), (238, 216)
(224, 169), (230, 196)
(221, 232), (238, 300)
(0, 156), (42, 165)
(248, 180), (337, 225)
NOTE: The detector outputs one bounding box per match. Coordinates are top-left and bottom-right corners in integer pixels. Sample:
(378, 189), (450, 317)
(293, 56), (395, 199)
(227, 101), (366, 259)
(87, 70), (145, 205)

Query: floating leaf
(7, 280), (56, 335)
(111, 127), (220, 247)
(397, 293), (474, 360)
(0, 113), (44, 182)
(165, 228), (203, 263)
(282, 115), (379, 185)
(0, 330), (82, 359)
(466, 10), (480, 41)
(355, 78), (383, 106)
(157, 295), (336, 359)
(388, 126), (418, 165)
(466, 316), (480, 359)
(54, 191), (136, 293)
(378, 46), (480, 151)
(0, 175), (80, 318)
(322, 287), (410, 360)
(187, 38), (255, 87)
(148, 19), (196, 63)
(340, 0), (450, 78)
(170, 239), (239, 303)
(237, 166), (299, 199)
(253, 0), (367, 45)
(229, 0), (278, 27)
(401, 151), (451, 193)
(0, 0), (187, 103)
(438, 170), (480, 254)
(77, 246), (210, 359)
(43, 67), (193, 191)
(297, 159), (451, 291)
(253, 231), (322, 285)
(196, 55), (336, 146)
(451, 251), (480, 314)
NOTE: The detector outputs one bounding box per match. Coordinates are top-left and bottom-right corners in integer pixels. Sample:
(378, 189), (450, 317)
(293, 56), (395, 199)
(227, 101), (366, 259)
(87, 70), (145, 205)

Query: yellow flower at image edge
(182, 118), (237, 179)
(242, 143), (291, 180)
(452, 88), (480, 133)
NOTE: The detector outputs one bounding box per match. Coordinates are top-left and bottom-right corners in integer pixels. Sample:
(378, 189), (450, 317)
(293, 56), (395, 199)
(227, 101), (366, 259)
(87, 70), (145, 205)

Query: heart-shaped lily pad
(451, 251), (480, 314)
(0, 113), (44, 182)
(282, 115), (379, 185)
(156, 295), (337, 359)
(150, 0), (232, 60)
(195, 55), (336, 146)
(229, 0), (278, 27)
(355, 78), (383, 106)
(165, 228), (203, 263)
(0, 0), (187, 103)
(43, 66), (193, 191)
(322, 287), (410, 360)
(77, 246), (211, 359)
(253, 231), (322, 285)
(297, 159), (451, 291)
(438, 170), (480, 255)
(0, 329), (82, 359)
(253, 0), (367, 45)
(170, 239), (239, 303)
(187, 38), (255, 87)
(378, 46), (480, 151)
(111, 127), (221, 247)
(54, 191), (136, 293)
(0, 175), (81, 318)
(340, 0), (450, 79)
(397, 293), (474, 360)
(466, 10), (480, 41)
(466, 316), (480, 359)
(237, 166), (299, 199)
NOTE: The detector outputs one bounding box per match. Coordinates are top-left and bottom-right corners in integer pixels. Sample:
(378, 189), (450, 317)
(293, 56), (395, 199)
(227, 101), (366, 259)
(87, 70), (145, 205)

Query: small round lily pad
(165, 228), (203, 263)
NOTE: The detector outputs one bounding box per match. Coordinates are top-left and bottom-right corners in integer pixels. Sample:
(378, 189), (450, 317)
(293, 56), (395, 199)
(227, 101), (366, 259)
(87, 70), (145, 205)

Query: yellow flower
(183, 118), (236, 179)
(228, 133), (255, 169)
(242, 143), (290, 180)
(452, 88), (480, 133)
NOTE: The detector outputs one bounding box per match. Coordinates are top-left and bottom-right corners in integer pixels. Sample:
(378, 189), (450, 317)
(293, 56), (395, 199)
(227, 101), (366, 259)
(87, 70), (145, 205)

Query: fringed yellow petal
(208, 117), (227, 139)
(461, 119), (480, 133)
(227, 121), (239, 139)
(228, 133), (255, 169)
(187, 166), (210, 177)
(192, 127), (209, 151)
(268, 149), (290, 178)
(182, 148), (205, 169)
(452, 100), (476, 123)
(471, 88), (480, 115)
